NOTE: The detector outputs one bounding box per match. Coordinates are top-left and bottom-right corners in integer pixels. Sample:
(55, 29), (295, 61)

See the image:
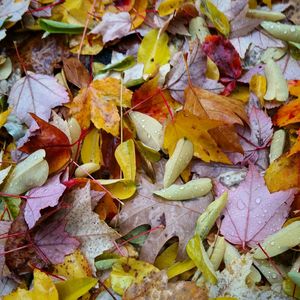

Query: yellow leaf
(200, 0), (230, 36)
(53, 250), (92, 279)
(98, 179), (136, 199)
(230, 85), (250, 103)
(110, 257), (159, 295)
(138, 29), (170, 76)
(158, 0), (184, 16)
(167, 259), (195, 279)
(263, 0), (272, 8)
(81, 128), (102, 165)
(250, 74), (267, 105)
(4, 269), (58, 300)
(69, 36), (103, 56)
(186, 235), (217, 284)
(69, 78), (132, 136)
(130, 0), (148, 29)
(163, 110), (230, 163)
(0, 108), (11, 128)
(206, 58), (220, 80)
(264, 153), (300, 192)
(55, 277), (98, 300)
(115, 139), (136, 180)
(154, 242), (178, 269)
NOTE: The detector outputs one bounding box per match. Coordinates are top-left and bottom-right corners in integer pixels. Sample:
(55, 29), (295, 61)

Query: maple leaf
(112, 172), (213, 263)
(216, 164), (297, 248)
(69, 77), (132, 136)
(164, 110), (231, 164)
(273, 98), (300, 127)
(19, 114), (71, 174)
(33, 219), (80, 265)
(8, 71), (69, 127)
(90, 12), (132, 44)
(24, 173), (66, 229)
(63, 183), (119, 272)
(123, 270), (208, 300)
(165, 39), (223, 103)
(228, 104), (273, 169)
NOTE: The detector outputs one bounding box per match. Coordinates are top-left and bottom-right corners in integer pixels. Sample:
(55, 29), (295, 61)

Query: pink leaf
(217, 164), (297, 248)
(8, 72), (69, 127)
(24, 173), (66, 229)
(33, 219), (80, 264)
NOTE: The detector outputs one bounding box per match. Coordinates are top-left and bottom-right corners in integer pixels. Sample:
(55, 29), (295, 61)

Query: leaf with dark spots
(19, 114), (71, 174)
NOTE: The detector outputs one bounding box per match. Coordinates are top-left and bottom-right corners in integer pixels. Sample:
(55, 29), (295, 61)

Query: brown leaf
(111, 166), (212, 263)
(63, 57), (90, 89)
(123, 270), (208, 300)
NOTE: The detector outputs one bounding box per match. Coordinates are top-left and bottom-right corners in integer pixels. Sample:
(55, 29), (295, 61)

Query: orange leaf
(69, 78), (132, 136)
(273, 99), (300, 127)
(19, 114), (71, 174)
(164, 110), (230, 164)
(264, 153), (300, 192)
(130, 0), (148, 29)
(132, 77), (177, 123)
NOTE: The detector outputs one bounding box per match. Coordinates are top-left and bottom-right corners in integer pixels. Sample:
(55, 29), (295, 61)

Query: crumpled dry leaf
(165, 39), (223, 102)
(112, 166), (212, 263)
(123, 270), (208, 300)
(216, 164), (297, 248)
(90, 12), (132, 44)
(8, 71), (69, 127)
(69, 77), (132, 136)
(63, 183), (119, 273)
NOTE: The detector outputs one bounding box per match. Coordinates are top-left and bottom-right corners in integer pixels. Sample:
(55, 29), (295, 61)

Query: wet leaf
(81, 128), (101, 165)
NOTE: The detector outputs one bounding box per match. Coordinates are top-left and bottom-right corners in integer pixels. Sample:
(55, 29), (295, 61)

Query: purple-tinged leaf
(216, 164), (297, 248)
(24, 173), (66, 229)
(33, 219), (80, 264)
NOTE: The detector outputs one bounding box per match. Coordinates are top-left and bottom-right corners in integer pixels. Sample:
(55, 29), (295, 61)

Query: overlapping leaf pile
(0, 0), (300, 299)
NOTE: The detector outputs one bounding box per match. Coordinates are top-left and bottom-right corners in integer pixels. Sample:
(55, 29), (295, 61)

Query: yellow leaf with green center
(138, 29), (170, 76)
(115, 139), (136, 181)
(110, 257), (159, 295)
(4, 269), (58, 300)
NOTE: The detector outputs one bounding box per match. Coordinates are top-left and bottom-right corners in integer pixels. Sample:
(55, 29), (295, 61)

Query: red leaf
(202, 35), (242, 95)
(19, 114), (71, 174)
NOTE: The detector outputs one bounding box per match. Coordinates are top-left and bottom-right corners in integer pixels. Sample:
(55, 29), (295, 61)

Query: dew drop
(179, 186), (185, 190)
(255, 197), (261, 204)
(291, 27), (296, 32)
(270, 241), (275, 246)
(271, 273), (277, 279)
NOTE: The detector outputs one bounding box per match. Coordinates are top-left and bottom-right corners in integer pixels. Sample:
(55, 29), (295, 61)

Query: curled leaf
(154, 178), (212, 201)
(264, 59), (288, 102)
(164, 138), (194, 188)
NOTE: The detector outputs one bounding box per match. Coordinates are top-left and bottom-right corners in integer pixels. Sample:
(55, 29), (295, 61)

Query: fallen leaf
(69, 77), (132, 136)
(158, 0), (184, 16)
(216, 164), (297, 248)
(111, 171), (212, 263)
(137, 28), (170, 76)
(19, 114), (71, 174)
(110, 257), (159, 295)
(24, 173), (66, 229)
(63, 57), (90, 88)
(63, 183), (119, 272)
(3, 269), (58, 300)
(91, 12), (132, 44)
(273, 98), (300, 127)
(33, 219), (80, 264)
(0, 221), (12, 278)
(228, 105), (273, 169)
(165, 39), (223, 103)
(163, 110), (230, 164)
(123, 270), (208, 300)
(8, 71), (69, 127)
(130, 0), (148, 29)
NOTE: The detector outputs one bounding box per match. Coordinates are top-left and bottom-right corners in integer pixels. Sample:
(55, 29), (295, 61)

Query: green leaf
(253, 221), (300, 259)
(120, 224), (150, 246)
(55, 277), (98, 300)
(153, 178), (212, 201)
(163, 138), (194, 188)
(288, 271), (300, 287)
(2, 149), (49, 195)
(195, 192), (228, 239)
(137, 29), (170, 75)
(0, 197), (21, 220)
(39, 19), (84, 34)
(98, 56), (136, 74)
(200, 0), (230, 36)
(186, 235), (217, 284)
